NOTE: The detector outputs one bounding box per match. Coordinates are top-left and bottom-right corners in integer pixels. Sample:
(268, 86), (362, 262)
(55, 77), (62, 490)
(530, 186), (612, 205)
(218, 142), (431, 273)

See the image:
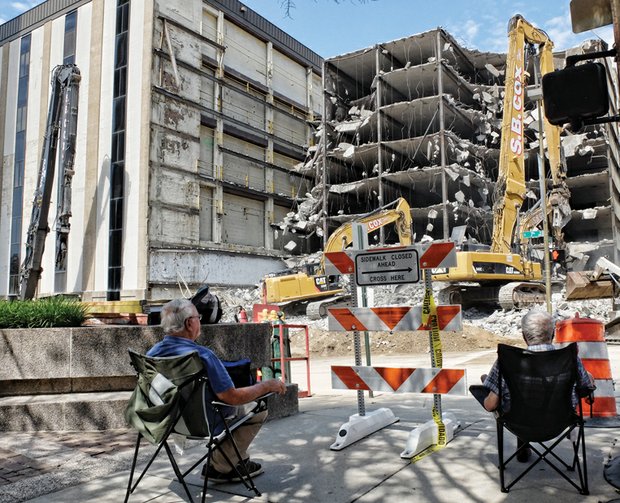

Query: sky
(0, 0), (615, 57)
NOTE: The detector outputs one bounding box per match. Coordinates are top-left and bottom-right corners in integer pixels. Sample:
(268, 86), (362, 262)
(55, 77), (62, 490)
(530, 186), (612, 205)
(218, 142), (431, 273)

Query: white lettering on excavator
(510, 65), (523, 155)
(367, 218), (382, 231)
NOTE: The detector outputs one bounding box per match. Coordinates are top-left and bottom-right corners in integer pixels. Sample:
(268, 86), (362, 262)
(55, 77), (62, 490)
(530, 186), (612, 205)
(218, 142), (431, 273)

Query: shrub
(0, 297), (89, 329)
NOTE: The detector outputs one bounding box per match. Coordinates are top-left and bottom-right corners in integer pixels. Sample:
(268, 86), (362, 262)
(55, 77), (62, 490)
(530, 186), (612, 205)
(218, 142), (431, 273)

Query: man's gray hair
(161, 298), (195, 333)
(521, 309), (554, 346)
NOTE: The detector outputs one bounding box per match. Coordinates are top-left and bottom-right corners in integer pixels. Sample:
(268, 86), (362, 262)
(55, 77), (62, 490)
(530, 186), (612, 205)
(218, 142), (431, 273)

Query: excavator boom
(491, 15), (567, 253)
(19, 64), (81, 299)
(435, 15), (569, 309)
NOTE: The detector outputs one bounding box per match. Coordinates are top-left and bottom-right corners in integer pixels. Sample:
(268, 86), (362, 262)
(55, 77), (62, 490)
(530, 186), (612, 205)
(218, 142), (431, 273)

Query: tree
(279, 0), (372, 17)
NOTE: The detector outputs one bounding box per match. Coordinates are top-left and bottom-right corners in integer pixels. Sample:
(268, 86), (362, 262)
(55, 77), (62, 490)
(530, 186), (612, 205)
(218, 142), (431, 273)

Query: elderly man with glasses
(147, 298), (286, 483)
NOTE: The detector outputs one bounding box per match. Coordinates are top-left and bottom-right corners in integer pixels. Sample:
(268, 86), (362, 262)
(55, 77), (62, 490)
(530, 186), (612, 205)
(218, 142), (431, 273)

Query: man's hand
(265, 378), (286, 395)
(218, 378), (287, 404)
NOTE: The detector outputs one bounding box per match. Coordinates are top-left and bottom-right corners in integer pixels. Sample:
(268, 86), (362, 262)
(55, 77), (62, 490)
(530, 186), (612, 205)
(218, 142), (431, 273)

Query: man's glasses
(187, 314), (202, 322)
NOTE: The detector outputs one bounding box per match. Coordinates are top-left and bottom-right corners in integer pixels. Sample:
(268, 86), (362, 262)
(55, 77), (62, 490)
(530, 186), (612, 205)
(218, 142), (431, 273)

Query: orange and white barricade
(556, 314), (618, 419)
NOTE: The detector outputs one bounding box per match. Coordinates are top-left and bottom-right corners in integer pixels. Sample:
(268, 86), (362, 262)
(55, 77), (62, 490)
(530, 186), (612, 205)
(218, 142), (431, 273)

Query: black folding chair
(124, 350), (268, 502)
(495, 342), (589, 494)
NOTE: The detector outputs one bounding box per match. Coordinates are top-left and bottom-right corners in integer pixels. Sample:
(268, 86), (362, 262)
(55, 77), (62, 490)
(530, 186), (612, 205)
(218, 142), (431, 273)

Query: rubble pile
(214, 283), (614, 336)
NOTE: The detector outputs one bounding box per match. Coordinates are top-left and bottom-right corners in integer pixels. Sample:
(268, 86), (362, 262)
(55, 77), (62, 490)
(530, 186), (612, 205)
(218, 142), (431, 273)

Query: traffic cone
(238, 306), (248, 323)
(556, 314), (618, 420)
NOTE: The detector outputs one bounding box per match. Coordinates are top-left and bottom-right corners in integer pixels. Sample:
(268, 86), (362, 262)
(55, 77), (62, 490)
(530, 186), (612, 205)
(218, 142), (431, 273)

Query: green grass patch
(0, 297), (89, 328)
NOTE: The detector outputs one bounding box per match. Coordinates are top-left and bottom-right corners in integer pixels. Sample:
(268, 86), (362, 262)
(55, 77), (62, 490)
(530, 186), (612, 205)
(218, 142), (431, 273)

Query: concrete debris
(582, 208), (598, 219)
(269, 33), (613, 322)
(284, 241), (297, 251)
(215, 282), (615, 335)
(484, 63), (501, 77)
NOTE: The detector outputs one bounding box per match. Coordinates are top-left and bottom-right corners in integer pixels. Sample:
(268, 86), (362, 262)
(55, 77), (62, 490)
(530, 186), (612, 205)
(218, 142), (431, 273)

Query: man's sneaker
(238, 459), (263, 479)
(202, 459), (263, 483)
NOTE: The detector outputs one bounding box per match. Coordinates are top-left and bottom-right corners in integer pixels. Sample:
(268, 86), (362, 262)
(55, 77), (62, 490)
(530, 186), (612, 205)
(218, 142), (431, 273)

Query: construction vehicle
(261, 197), (413, 316)
(434, 15), (571, 309)
(19, 64), (81, 299)
(566, 257), (620, 301)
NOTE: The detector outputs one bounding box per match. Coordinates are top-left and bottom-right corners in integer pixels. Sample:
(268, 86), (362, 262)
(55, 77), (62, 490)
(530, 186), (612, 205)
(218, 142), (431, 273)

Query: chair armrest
(576, 385), (596, 400)
(212, 392), (274, 411)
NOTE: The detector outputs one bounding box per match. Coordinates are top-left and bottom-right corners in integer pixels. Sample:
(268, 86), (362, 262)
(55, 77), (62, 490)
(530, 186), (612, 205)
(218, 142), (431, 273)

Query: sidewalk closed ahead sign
(354, 247), (420, 286)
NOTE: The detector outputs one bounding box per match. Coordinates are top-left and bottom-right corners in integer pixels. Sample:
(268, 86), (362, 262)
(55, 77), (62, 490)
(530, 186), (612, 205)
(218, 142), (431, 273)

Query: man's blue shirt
(147, 335), (235, 431)
(147, 336), (234, 394)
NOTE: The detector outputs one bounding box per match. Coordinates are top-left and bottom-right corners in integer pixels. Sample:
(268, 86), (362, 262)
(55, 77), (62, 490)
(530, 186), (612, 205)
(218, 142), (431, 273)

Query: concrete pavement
(1, 347), (619, 502)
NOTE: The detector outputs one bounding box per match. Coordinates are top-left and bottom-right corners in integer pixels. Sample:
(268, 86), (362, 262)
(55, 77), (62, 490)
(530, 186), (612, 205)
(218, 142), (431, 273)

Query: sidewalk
(0, 348), (619, 502)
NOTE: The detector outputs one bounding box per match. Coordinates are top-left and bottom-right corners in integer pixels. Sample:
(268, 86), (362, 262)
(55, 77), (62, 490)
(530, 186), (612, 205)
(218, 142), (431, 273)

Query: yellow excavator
(261, 197), (412, 316)
(434, 15), (571, 309)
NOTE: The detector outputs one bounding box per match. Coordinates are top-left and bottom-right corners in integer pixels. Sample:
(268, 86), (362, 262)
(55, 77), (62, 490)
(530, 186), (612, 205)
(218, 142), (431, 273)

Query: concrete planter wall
(0, 323), (298, 431)
(0, 323), (272, 396)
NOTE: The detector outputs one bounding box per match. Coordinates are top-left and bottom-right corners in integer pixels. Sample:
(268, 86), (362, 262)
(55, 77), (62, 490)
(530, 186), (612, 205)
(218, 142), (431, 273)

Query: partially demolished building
(286, 30), (619, 269)
(0, 0), (618, 303)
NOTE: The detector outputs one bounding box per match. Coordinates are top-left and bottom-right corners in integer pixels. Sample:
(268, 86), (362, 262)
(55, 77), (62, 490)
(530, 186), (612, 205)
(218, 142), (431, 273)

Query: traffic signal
(542, 62), (609, 127)
(550, 248), (566, 264)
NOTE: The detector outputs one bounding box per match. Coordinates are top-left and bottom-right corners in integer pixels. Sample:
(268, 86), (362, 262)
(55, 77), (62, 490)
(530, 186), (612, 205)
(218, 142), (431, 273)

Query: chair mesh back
(498, 343), (578, 442)
(128, 350), (212, 439)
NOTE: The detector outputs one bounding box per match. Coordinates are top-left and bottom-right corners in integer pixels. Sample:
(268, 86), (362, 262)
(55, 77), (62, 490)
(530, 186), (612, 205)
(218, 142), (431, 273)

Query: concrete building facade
(0, 0), (321, 301)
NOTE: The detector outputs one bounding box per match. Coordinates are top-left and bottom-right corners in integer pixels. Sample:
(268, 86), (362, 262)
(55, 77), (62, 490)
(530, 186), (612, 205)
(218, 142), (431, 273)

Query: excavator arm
(19, 64), (81, 299)
(320, 197), (412, 269)
(434, 15), (568, 310)
(262, 198), (413, 306)
(491, 15), (569, 253)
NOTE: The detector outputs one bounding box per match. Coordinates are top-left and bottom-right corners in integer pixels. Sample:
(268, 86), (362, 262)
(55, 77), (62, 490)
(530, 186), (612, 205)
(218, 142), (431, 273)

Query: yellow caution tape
(409, 443), (444, 464)
(422, 283), (446, 446)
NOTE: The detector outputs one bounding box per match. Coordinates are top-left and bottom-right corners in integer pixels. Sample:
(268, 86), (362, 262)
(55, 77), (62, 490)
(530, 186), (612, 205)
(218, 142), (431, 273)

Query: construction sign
(327, 305), (462, 332)
(324, 242), (456, 277)
(331, 366), (467, 395)
(355, 247), (419, 286)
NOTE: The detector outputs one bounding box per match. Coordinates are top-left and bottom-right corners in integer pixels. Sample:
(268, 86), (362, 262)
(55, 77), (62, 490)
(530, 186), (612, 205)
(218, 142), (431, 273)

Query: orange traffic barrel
(556, 314), (617, 418)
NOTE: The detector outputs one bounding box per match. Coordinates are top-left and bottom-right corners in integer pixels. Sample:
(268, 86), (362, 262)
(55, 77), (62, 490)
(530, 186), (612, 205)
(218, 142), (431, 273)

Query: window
(107, 0), (130, 300)
(8, 35), (30, 296)
(63, 11), (77, 65)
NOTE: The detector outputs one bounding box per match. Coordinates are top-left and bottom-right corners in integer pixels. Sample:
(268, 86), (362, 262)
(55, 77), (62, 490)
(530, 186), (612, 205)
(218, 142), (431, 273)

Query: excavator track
(498, 282), (546, 310)
(306, 295), (351, 320)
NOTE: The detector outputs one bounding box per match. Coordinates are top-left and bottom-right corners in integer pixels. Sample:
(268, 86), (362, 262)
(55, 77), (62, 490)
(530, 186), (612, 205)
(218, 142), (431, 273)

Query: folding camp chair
(124, 350), (269, 503)
(495, 343), (589, 494)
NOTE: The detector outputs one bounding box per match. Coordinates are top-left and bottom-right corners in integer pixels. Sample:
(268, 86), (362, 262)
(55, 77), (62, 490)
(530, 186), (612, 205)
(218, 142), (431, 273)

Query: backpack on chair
(190, 285), (222, 324)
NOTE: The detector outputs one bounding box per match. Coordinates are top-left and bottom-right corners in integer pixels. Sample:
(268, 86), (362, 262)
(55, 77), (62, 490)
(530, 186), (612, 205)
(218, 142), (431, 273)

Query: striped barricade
(416, 241), (457, 269)
(323, 241), (456, 276)
(327, 305), (462, 332)
(324, 250), (355, 276)
(556, 315), (618, 418)
(332, 366), (467, 395)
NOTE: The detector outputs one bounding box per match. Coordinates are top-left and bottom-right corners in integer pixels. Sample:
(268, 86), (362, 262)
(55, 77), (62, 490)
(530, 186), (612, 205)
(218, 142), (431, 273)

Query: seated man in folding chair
(479, 309), (594, 462)
(147, 298), (286, 483)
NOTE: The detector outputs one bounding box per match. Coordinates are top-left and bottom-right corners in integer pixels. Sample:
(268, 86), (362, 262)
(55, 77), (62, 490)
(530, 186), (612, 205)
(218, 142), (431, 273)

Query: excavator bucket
(565, 271), (614, 300)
